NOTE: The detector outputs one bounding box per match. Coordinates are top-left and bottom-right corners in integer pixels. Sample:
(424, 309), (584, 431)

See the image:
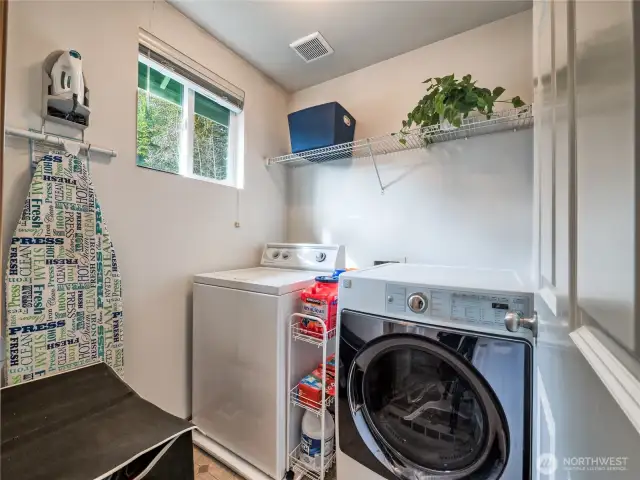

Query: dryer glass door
(348, 333), (508, 478)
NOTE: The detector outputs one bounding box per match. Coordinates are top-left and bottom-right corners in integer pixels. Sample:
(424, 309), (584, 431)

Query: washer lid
(194, 267), (324, 295)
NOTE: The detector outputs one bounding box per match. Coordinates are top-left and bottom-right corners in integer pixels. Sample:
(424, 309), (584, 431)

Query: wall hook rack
(5, 126), (118, 157)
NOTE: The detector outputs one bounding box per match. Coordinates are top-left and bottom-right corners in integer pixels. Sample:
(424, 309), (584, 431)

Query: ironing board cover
(5, 150), (123, 384)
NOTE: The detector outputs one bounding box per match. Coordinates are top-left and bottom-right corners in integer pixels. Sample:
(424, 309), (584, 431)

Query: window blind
(138, 29), (245, 113)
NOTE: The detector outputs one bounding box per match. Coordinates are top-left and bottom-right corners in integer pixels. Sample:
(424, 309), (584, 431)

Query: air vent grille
(290, 32), (334, 63)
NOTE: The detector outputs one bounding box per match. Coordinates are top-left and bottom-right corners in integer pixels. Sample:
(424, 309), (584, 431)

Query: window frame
(137, 53), (240, 188)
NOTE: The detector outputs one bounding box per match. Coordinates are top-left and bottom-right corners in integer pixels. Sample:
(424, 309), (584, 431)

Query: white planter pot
(439, 113), (461, 131)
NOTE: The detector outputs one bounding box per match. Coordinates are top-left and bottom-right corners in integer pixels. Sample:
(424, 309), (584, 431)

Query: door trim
(0, 0), (7, 377)
(570, 326), (640, 434)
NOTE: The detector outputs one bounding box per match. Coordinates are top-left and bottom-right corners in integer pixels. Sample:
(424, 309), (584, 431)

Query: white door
(533, 2), (640, 479)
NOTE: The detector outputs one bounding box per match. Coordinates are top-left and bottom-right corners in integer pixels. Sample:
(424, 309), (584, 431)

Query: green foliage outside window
(136, 60), (232, 182)
(194, 113), (229, 180)
(136, 90), (182, 174)
(193, 92), (230, 181)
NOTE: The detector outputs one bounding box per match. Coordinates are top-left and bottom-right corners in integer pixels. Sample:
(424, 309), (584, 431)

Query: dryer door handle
(504, 310), (538, 337)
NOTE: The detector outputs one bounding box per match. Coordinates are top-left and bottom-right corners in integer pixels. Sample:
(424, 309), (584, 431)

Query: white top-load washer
(192, 243), (345, 480)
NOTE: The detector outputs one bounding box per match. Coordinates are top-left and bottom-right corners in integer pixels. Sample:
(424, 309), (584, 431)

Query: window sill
(137, 164), (239, 189)
(183, 172), (239, 189)
(570, 326), (640, 434)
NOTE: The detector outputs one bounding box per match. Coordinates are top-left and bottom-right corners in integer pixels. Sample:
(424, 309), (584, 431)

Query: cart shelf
(288, 443), (336, 480)
(290, 386), (335, 415)
(287, 313), (337, 480)
(291, 320), (336, 347)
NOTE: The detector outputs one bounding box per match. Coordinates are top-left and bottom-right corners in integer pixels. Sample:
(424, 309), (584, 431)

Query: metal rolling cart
(286, 313), (338, 480)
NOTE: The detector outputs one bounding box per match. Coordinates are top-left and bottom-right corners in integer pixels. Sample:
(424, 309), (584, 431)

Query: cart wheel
(285, 469), (295, 480)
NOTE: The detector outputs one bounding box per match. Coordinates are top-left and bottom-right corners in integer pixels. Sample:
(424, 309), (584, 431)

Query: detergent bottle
(300, 276), (339, 338)
(299, 409), (335, 471)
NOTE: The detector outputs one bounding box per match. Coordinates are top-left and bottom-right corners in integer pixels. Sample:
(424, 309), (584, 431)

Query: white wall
(3, 1), (289, 418)
(287, 11), (534, 278)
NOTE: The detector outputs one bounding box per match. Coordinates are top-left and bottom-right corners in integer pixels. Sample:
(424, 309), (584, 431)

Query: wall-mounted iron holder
(42, 50), (91, 133)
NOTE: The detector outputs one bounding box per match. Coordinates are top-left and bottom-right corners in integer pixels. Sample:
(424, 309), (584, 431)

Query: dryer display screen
(429, 290), (529, 327)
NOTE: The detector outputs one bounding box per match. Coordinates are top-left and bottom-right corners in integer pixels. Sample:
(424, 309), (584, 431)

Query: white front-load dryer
(336, 264), (535, 480)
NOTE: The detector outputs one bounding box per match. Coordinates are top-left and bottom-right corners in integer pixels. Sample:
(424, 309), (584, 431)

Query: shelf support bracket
(367, 140), (385, 194)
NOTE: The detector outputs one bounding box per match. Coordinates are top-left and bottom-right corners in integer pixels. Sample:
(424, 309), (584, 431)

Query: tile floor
(193, 444), (244, 480)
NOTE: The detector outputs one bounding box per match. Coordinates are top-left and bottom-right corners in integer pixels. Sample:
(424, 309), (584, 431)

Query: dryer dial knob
(407, 293), (428, 313)
(316, 252), (327, 262)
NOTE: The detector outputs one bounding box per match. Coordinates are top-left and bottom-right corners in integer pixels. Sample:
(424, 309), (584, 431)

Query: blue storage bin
(288, 102), (356, 154)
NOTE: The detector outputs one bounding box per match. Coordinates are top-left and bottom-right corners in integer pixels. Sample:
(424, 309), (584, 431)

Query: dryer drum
(347, 333), (509, 479)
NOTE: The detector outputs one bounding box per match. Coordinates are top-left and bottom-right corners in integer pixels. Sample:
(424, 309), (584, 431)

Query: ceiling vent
(290, 32), (334, 63)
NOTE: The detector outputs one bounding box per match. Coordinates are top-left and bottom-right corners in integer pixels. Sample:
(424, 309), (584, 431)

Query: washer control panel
(385, 283), (532, 330)
(260, 243), (345, 272)
(407, 293), (428, 313)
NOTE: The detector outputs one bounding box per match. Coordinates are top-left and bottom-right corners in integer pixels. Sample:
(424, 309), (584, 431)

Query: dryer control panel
(385, 283), (533, 330)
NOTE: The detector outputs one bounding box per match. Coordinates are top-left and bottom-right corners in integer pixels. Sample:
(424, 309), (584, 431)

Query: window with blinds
(136, 30), (244, 187)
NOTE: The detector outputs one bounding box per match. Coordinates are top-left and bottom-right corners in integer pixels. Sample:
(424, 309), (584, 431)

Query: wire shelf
(290, 386), (335, 415)
(288, 443), (336, 480)
(267, 105), (533, 167)
(291, 320), (336, 347)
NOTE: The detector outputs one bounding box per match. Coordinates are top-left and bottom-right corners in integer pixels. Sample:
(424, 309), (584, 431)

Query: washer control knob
(407, 293), (428, 314)
(504, 310), (538, 337)
(271, 250), (280, 259)
(316, 252), (327, 262)
(281, 251), (290, 260)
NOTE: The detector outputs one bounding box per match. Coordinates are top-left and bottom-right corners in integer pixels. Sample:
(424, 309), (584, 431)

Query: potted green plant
(399, 74), (526, 144)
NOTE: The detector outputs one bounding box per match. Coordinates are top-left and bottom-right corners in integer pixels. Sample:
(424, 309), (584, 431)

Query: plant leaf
(435, 94), (445, 115)
(485, 97), (494, 112)
(401, 73), (525, 132)
(511, 96), (525, 108)
(464, 91), (478, 104)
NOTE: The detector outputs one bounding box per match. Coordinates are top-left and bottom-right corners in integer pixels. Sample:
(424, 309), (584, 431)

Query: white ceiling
(170, 1), (532, 92)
